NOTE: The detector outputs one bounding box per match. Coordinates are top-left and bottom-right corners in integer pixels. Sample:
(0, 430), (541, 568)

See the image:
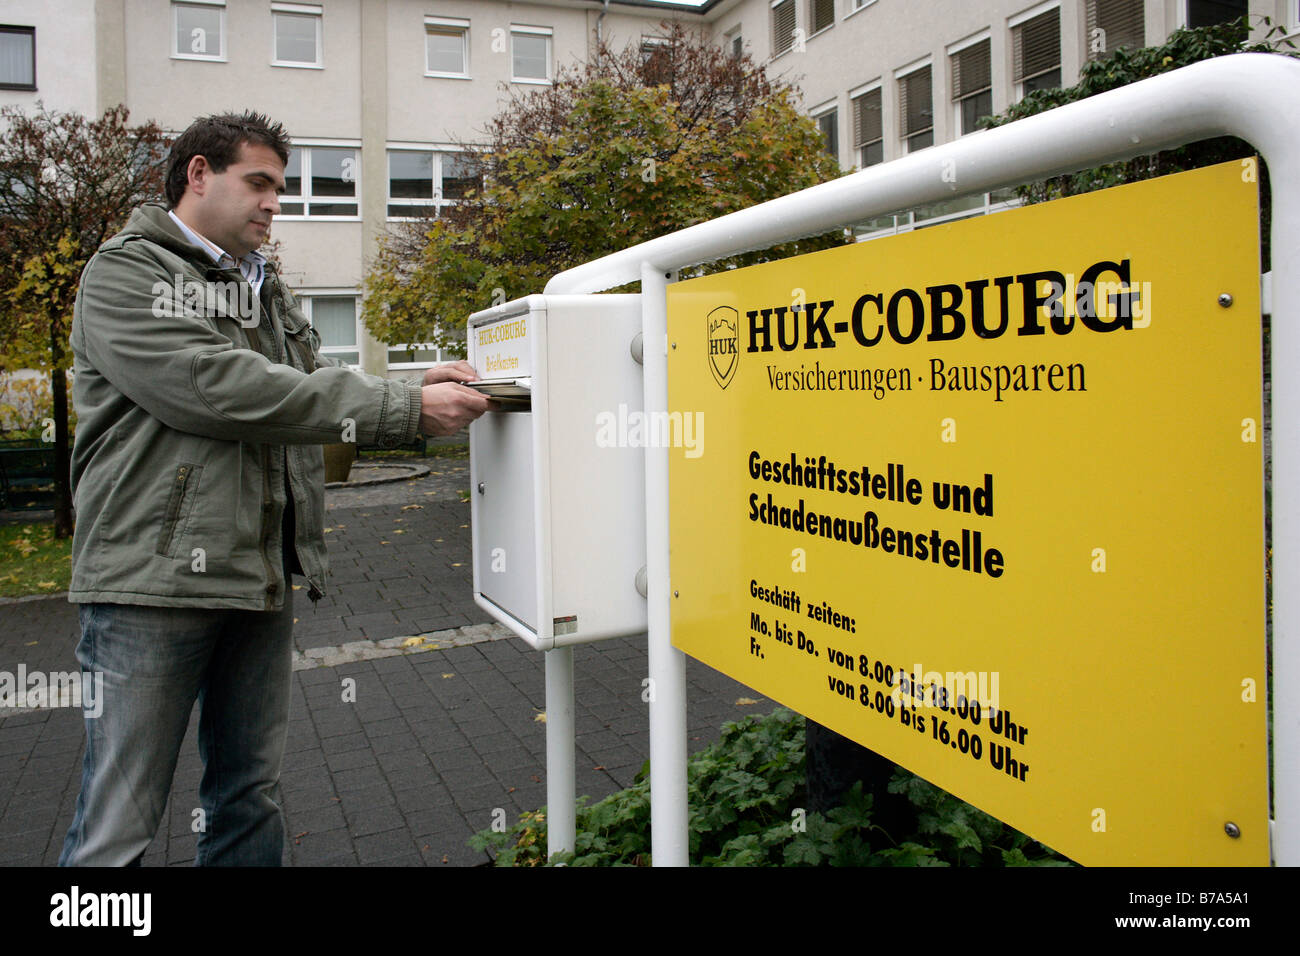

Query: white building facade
(2, 0), (1294, 377)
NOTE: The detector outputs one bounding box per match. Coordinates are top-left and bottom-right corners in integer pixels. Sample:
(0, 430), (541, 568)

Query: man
(59, 112), (493, 865)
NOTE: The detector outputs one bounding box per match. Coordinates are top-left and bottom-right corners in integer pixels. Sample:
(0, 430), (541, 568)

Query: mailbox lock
(477, 482), (485, 495)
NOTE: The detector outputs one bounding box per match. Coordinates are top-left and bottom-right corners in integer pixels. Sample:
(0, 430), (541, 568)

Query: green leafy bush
(470, 707), (1072, 866)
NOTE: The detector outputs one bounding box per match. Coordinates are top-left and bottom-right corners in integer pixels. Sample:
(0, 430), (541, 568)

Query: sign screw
(673, 590), (679, 598)
(477, 482), (485, 495)
(671, 342), (677, 350)
(1224, 822), (1241, 838)
(1218, 293), (1234, 308)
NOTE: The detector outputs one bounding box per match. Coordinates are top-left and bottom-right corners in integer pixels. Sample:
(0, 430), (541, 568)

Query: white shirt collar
(167, 209), (267, 295)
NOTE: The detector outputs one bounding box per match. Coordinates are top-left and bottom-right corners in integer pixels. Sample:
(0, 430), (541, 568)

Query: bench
(0, 441), (57, 510)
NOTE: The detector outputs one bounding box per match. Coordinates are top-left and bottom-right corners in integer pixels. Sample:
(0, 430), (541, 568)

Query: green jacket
(68, 203), (422, 610)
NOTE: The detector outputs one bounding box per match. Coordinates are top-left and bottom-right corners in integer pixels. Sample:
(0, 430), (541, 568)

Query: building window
(898, 66), (933, 153)
(511, 26), (551, 83)
(1086, 0), (1144, 60)
(771, 0), (796, 56)
(279, 146), (358, 218)
(272, 2), (322, 68)
(852, 86), (883, 167)
(810, 0), (835, 35)
(305, 295), (359, 367)
(425, 17), (468, 77)
(1013, 6), (1061, 97)
(0, 25), (35, 90)
(387, 149), (480, 219)
(951, 38), (992, 135)
(851, 0), (879, 10)
(387, 342), (446, 367)
(1186, 0), (1247, 28)
(814, 108), (839, 161)
(727, 28), (743, 58)
(172, 2), (225, 61)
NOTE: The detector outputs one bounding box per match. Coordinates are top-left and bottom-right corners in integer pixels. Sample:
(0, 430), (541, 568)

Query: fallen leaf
(736, 697), (761, 706)
(394, 529), (405, 534)
(292, 584), (302, 590)
(442, 672), (455, 679)
(380, 540), (390, 545)
(25, 641), (37, 647)
(402, 636), (424, 647)
(594, 765), (606, 771)
(442, 855), (448, 864)
(534, 712), (547, 723)
(401, 504), (423, 511)
(531, 775), (542, 784)
(322, 527), (333, 533)
(38, 581), (56, 588)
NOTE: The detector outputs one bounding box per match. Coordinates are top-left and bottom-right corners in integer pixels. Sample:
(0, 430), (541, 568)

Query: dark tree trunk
(49, 318), (73, 538)
(805, 720), (915, 838)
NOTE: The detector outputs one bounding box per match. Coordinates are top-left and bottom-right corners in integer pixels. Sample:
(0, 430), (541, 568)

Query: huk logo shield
(707, 306), (739, 390)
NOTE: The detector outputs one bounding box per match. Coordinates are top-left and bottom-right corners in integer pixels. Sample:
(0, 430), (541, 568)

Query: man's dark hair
(164, 111), (292, 207)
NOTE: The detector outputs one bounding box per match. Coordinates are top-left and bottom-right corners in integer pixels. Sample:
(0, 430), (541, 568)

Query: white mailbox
(467, 294), (646, 650)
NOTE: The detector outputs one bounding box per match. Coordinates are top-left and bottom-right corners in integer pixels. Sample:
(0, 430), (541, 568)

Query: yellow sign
(667, 161), (1268, 866)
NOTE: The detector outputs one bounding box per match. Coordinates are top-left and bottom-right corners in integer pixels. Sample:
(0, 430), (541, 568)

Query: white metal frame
(541, 53), (1300, 866)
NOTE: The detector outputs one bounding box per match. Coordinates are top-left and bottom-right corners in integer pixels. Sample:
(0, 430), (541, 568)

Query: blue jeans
(59, 588), (295, 866)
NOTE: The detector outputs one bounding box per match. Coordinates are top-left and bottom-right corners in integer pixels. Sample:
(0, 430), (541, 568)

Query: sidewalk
(0, 455), (765, 866)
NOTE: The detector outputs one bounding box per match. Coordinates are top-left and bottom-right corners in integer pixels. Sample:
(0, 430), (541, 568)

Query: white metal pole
(543, 52), (1300, 866)
(1269, 169), (1299, 867)
(544, 646), (575, 859)
(642, 264), (691, 866)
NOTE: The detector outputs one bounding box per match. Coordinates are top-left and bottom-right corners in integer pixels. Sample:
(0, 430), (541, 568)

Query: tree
(363, 22), (847, 355)
(983, 15), (1295, 266)
(0, 104), (168, 537)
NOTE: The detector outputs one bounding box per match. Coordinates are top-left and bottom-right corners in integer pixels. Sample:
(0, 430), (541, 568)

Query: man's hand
(423, 360), (480, 387)
(419, 382), (494, 436)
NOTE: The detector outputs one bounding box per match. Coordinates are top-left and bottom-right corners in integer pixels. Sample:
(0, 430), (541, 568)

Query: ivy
(470, 707), (1072, 867)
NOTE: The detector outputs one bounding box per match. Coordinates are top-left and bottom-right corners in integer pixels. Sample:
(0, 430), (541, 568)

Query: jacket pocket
(155, 462), (203, 557)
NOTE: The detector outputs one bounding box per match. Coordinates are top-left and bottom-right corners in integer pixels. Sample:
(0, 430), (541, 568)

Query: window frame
(510, 24), (552, 85)
(771, 0), (797, 58)
(0, 24), (36, 91)
(271, 2), (323, 70)
(895, 59), (934, 154)
(1010, 2), (1062, 100)
(846, 0), (879, 16)
(724, 26), (743, 58)
(171, 1), (226, 63)
(277, 143), (361, 221)
(1182, 0), (1250, 29)
(811, 101), (839, 163)
(850, 81), (884, 168)
(949, 32), (993, 137)
(809, 0), (836, 37)
(385, 147), (480, 221)
(302, 292), (361, 368)
(1085, 0), (1146, 61)
(425, 16), (469, 79)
